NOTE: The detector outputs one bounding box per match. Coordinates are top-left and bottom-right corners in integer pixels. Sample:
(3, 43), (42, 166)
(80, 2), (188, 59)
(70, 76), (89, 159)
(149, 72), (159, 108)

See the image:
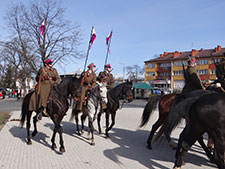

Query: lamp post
(120, 62), (125, 82)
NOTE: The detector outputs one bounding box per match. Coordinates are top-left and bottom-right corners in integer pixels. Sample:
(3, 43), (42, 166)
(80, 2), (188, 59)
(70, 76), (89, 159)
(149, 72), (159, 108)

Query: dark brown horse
(97, 80), (134, 138)
(20, 76), (81, 153)
(160, 92), (225, 169)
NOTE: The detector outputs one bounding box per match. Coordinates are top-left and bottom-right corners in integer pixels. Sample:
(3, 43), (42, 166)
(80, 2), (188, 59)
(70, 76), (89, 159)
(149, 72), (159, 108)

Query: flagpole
(104, 31), (113, 68)
(83, 27), (94, 72)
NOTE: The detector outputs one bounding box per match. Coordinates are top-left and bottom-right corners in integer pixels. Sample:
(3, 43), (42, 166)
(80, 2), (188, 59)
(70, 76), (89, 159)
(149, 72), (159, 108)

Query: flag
(89, 27), (96, 48)
(106, 31), (112, 45)
(40, 20), (46, 35)
(38, 20), (46, 44)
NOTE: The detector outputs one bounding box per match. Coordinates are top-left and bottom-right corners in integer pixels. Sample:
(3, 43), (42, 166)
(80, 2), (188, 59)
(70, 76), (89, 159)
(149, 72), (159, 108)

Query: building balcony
(155, 76), (171, 80)
(156, 67), (171, 72)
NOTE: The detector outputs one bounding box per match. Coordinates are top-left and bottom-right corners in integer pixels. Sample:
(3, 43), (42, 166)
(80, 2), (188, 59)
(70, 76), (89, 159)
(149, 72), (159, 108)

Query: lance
(83, 27), (95, 72)
(104, 30), (113, 69)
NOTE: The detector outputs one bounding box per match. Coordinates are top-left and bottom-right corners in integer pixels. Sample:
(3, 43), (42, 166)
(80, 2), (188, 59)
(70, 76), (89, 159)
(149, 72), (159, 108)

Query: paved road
(0, 98), (22, 112)
(0, 99), (217, 169)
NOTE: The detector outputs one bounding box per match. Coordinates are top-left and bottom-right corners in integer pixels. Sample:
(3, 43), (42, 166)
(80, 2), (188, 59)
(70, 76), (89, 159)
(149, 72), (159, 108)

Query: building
(144, 45), (225, 92)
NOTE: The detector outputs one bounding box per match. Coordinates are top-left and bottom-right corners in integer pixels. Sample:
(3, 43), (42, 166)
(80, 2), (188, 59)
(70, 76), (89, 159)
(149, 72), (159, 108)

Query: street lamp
(120, 63), (125, 82)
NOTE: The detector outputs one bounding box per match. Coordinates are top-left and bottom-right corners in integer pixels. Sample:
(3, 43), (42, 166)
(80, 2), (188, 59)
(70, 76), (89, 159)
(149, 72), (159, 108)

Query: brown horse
(140, 93), (176, 149)
(140, 90), (215, 163)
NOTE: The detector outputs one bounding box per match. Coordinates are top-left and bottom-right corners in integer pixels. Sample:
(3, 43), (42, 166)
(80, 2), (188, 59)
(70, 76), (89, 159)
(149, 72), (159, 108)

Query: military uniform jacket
(29, 67), (60, 110)
(182, 65), (203, 94)
(97, 71), (114, 89)
(81, 71), (97, 89)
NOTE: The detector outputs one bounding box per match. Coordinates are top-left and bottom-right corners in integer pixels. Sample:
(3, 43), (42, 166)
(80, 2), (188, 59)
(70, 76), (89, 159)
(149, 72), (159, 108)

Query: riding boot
(36, 107), (44, 120)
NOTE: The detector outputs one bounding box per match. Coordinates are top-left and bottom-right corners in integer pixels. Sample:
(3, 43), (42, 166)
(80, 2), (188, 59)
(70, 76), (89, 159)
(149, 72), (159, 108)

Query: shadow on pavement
(103, 128), (216, 169)
(9, 125), (52, 150)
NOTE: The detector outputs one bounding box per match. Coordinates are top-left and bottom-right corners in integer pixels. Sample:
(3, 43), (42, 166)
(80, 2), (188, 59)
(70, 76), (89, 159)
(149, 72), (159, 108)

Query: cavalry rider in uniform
(77, 63), (97, 111)
(97, 64), (114, 109)
(182, 56), (204, 94)
(29, 58), (60, 120)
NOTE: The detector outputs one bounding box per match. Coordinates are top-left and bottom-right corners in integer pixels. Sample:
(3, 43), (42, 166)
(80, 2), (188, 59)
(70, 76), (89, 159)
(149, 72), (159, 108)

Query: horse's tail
(139, 95), (163, 127)
(154, 94), (197, 142)
(20, 92), (33, 127)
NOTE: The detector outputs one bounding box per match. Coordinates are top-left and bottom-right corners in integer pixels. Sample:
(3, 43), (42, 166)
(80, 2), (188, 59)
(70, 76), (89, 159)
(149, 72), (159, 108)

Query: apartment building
(144, 45), (225, 92)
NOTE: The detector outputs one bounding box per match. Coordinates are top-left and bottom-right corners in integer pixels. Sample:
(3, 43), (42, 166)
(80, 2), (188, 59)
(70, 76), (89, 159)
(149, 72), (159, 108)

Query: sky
(0, 0), (225, 78)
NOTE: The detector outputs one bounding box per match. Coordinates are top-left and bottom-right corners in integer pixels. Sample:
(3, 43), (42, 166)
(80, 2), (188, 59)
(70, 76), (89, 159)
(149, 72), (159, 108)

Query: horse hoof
(90, 142), (95, 146)
(27, 140), (32, 145)
(32, 131), (37, 137)
(98, 132), (102, 135)
(147, 144), (152, 149)
(76, 131), (81, 136)
(87, 138), (91, 140)
(52, 144), (57, 150)
(105, 135), (110, 139)
(60, 147), (65, 153)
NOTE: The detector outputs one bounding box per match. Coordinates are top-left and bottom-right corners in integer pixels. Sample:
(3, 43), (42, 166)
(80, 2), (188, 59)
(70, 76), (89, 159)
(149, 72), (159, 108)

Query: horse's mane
(108, 83), (125, 100)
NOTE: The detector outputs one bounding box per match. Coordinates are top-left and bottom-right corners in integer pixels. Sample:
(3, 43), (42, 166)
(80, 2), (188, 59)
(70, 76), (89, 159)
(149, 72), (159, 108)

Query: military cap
(88, 62), (96, 68)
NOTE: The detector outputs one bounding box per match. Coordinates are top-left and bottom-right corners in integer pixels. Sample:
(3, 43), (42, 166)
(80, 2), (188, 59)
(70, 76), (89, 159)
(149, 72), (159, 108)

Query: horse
(163, 92), (225, 169)
(71, 82), (108, 145)
(140, 93), (177, 149)
(97, 80), (134, 138)
(20, 75), (81, 153)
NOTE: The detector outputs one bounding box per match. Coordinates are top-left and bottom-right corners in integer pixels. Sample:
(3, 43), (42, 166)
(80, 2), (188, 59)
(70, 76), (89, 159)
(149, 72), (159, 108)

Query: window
(158, 62), (171, 68)
(211, 69), (216, 74)
(198, 59), (208, 65)
(198, 69), (208, 75)
(146, 63), (155, 68)
(211, 58), (222, 64)
(146, 72), (155, 76)
(158, 72), (171, 77)
(173, 70), (184, 76)
(173, 61), (188, 66)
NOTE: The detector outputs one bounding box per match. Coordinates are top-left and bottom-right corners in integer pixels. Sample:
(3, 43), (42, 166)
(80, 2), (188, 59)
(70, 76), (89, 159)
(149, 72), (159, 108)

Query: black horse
(158, 92), (225, 169)
(97, 80), (134, 138)
(20, 76), (81, 153)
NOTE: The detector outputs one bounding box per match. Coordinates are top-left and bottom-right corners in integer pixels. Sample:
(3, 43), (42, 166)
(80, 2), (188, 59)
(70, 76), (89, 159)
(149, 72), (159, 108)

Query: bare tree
(3, 0), (82, 74)
(126, 64), (142, 81)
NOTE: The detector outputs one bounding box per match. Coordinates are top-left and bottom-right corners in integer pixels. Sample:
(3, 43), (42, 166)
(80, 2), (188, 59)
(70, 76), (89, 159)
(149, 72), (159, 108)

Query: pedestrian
(29, 58), (60, 120)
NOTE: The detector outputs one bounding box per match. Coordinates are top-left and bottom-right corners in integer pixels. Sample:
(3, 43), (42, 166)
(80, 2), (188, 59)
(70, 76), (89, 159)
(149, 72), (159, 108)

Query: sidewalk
(0, 105), (217, 169)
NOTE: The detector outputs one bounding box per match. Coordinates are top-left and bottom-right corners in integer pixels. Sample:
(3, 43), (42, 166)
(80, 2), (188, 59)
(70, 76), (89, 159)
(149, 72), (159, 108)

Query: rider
(29, 58), (60, 120)
(182, 56), (204, 94)
(77, 62), (97, 111)
(97, 64), (114, 110)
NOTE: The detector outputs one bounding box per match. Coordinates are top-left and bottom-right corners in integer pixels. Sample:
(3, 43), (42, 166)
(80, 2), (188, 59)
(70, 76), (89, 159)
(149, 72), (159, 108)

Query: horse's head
(68, 75), (81, 97)
(122, 80), (134, 102)
(96, 82), (108, 104)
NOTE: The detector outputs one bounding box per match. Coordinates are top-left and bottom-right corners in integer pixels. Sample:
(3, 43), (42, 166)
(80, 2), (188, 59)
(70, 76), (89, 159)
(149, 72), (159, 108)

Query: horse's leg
(97, 110), (103, 134)
(198, 136), (215, 163)
(105, 110), (110, 138)
(147, 114), (166, 149)
(26, 111), (32, 145)
(32, 115), (38, 137)
(51, 126), (57, 150)
(107, 111), (116, 131)
(58, 124), (65, 152)
(75, 111), (81, 135)
(88, 117), (95, 146)
(81, 113), (87, 135)
(207, 134), (214, 152)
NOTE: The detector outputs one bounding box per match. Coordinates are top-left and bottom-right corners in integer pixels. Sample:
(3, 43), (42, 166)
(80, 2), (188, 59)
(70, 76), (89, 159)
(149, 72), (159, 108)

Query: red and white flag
(106, 31), (112, 45)
(89, 27), (96, 48)
(38, 20), (46, 44)
(40, 20), (46, 35)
